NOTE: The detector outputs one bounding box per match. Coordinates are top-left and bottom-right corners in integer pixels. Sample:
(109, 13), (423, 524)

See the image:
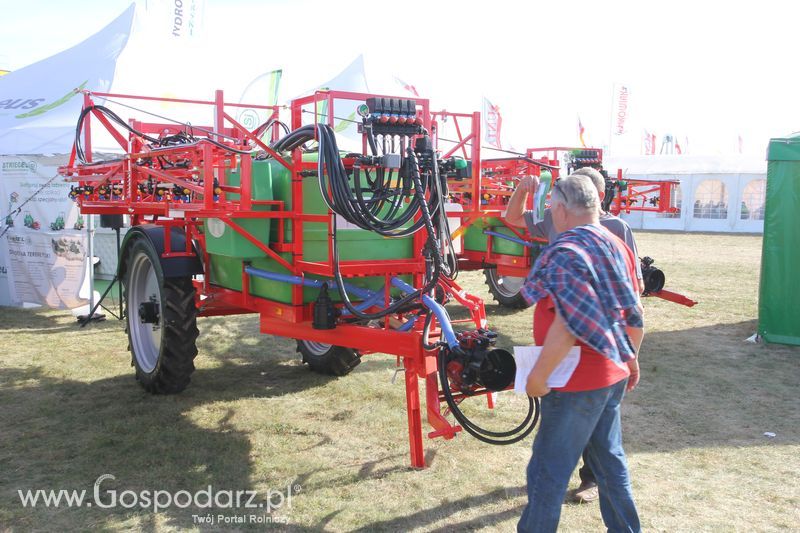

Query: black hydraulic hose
(365, 124), (378, 156)
(313, 123), (443, 320)
(331, 214), (440, 320)
(421, 311), (439, 351)
(265, 123), (454, 320)
(350, 165), (419, 234)
(252, 118), (290, 139)
(316, 124), (427, 237)
(406, 148), (441, 255)
(329, 180), (443, 320)
(437, 349), (539, 444)
(428, 154), (458, 278)
(75, 105), (161, 163)
(75, 104), (255, 163)
(270, 124), (315, 153)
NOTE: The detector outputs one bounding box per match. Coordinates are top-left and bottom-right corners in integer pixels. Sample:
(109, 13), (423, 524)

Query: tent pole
(88, 214), (95, 317)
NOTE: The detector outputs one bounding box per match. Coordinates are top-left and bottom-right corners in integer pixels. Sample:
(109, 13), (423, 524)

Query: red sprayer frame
(60, 89), (514, 468)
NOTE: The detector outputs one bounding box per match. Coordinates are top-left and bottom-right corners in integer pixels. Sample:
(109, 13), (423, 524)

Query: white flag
(483, 97), (503, 149)
(236, 69), (283, 131)
(305, 55), (370, 148)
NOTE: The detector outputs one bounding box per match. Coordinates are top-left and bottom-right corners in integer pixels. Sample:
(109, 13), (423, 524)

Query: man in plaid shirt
(517, 175), (644, 533)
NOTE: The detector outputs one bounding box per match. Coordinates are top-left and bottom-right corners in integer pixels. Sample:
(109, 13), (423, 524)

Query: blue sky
(2, 0), (798, 156)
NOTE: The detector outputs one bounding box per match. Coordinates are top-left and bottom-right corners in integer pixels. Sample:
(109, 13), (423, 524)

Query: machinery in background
(438, 132), (694, 309)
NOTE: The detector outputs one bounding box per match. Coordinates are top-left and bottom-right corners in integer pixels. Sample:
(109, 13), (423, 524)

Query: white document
(513, 346), (581, 393)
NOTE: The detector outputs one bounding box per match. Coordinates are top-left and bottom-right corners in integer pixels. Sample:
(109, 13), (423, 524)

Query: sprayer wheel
(297, 340), (360, 376)
(484, 267), (530, 309)
(124, 238), (199, 394)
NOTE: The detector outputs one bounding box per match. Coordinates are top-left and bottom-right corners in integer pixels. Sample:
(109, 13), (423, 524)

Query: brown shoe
(566, 481), (598, 504)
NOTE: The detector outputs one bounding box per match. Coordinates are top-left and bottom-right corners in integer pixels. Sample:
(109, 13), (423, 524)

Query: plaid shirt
(521, 224), (643, 364)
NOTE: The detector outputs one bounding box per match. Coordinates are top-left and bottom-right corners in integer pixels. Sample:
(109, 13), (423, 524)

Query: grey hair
(551, 174), (599, 214)
(571, 167), (605, 195)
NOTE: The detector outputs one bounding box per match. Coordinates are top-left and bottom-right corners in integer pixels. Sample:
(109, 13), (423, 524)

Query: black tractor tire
(297, 340), (360, 376)
(124, 238), (199, 394)
(484, 267), (531, 309)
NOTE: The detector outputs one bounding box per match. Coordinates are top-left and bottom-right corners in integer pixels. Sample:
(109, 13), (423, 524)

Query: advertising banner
(612, 83), (630, 136)
(0, 155), (86, 308)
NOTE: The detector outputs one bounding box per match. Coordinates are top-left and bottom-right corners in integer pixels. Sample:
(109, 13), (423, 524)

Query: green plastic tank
(463, 217), (526, 256)
(203, 161), (273, 257)
(207, 155), (414, 304)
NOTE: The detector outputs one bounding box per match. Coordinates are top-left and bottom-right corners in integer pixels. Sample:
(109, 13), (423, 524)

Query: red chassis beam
(649, 289), (697, 307)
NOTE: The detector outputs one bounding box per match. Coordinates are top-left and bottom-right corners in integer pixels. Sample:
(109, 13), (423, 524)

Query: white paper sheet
(513, 346), (581, 393)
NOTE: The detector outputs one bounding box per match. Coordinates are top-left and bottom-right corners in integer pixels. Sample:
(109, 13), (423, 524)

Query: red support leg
(404, 367), (426, 468)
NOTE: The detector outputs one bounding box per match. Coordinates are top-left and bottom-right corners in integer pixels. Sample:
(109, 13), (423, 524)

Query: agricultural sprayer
(60, 89), (544, 467)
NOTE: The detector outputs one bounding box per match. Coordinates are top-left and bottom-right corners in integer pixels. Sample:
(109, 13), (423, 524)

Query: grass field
(0, 231), (798, 532)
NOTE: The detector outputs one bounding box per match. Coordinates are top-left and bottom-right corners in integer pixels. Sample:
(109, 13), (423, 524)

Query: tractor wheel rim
(489, 269), (525, 297)
(128, 253), (162, 373)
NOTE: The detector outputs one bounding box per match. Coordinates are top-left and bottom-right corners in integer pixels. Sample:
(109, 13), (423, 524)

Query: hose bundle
(73, 105), (256, 165)
(268, 122), (456, 319)
(437, 351), (539, 445)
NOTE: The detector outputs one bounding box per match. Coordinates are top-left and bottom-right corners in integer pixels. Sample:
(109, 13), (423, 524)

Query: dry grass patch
(0, 231), (797, 531)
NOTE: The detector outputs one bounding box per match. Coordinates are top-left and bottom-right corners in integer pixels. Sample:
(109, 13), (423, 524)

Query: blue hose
(340, 290), (386, 316)
(390, 277), (458, 348)
(397, 314), (419, 332)
(244, 266), (376, 300)
(483, 230), (537, 248)
(245, 267), (456, 345)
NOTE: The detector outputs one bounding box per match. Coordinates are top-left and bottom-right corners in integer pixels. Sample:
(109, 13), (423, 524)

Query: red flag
(675, 136), (682, 155)
(483, 97), (503, 149)
(578, 116), (587, 147)
(393, 76), (419, 97)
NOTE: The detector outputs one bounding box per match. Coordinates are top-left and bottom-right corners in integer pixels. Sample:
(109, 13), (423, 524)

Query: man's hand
(626, 358), (640, 391)
(526, 370), (551, 398)
(504, 175), (540, 228)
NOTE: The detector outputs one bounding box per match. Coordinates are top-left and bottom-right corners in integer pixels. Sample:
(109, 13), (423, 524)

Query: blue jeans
(518, 379), (640, 533)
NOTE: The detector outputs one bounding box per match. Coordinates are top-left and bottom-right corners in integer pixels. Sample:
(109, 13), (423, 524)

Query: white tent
(0, 6), (134, 308)
(0, 5), (134, 155)
(606, 155), (768, 233)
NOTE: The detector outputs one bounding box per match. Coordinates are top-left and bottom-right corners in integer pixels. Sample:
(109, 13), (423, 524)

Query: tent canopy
(0, 4), (133, 155)
(606, 154), (766, 175)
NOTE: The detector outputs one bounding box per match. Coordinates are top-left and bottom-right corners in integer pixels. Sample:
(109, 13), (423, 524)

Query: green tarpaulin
(758, 134), (800, 345)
